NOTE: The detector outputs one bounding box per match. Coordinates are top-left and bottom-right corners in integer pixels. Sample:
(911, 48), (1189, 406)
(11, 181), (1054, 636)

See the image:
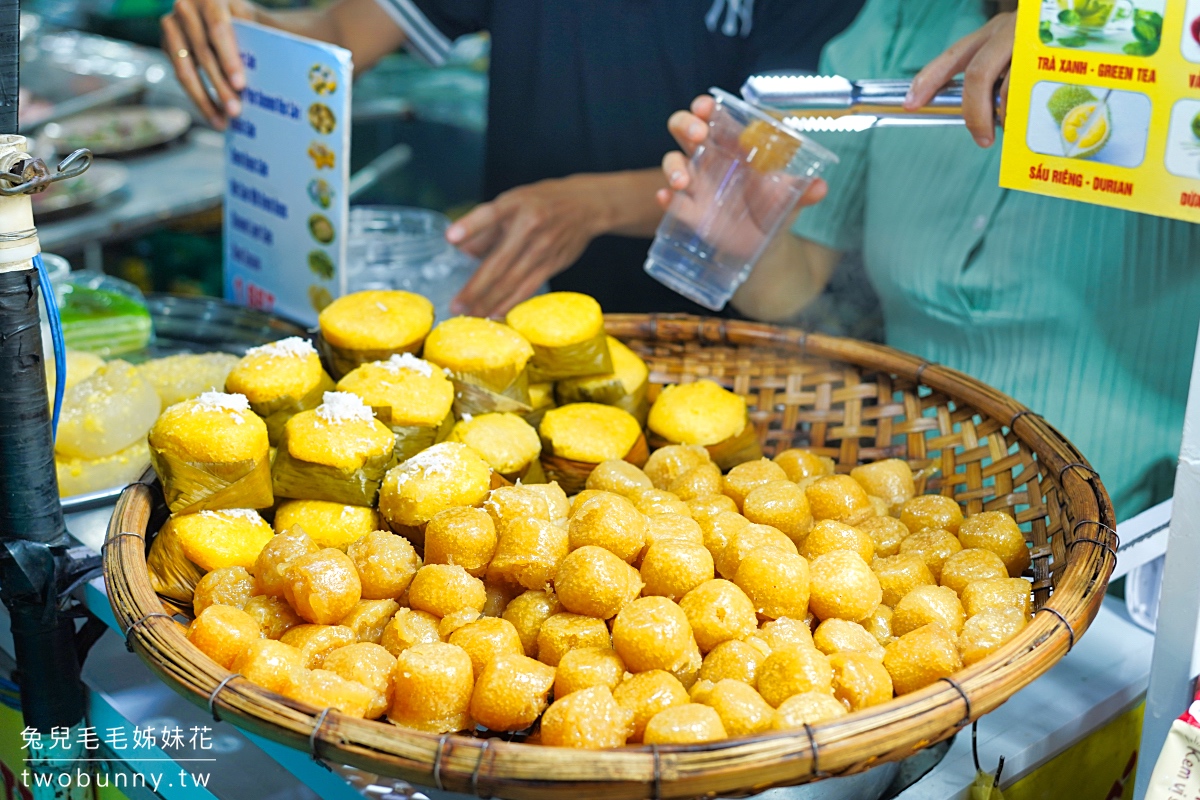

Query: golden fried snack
(423, 508), (497, 578)
(586, 460), (653, 497)
(958, 607), (1028, 665)
(470, 653), (556, 731)
(482, 581), (518, 618)
(771, 691), (847, 729)
(812, 619), (886, 662)
(742, 480), (813, 544)
(961, 578), (1033, 619)
(644, 445), (712, 491)
(555, 647), (626, 698)
(555, 546), (642, 619)
(703, 679), (774, 736)
(805, 475), (874, 526)
(323, 642), (396, 719)
(503, 590), (563, 656)
(892, 585), (966, 637)
(897, 528), (963, 581)
(828, 652), (893, 711)
(863, 605), (894, 647)
(408, 564), (487, 618)
(900, 495), (964, 535)
(773, 449), (835, 483)
(734, 549), (810, 621)
(642, 514), (705, 552)
(687, 494), (739, 524)
(630, 488), (691, 518)
(536, 613), (611, 667)
(700, 640), (767, 686)
(380, 608), (442, 657)
(689, 679), (716, 705)
(286, 548), (362, 625)
(884, 623), (962, 695)
(339, 599), (401, 643)
(669, 639), (703, 690)
(438, 609), (482, 639)
(487, 518), (570, 591)
(760, 617), (814, 651)
(640, 541), (714, 602)
(717, 523), (797, 579)
(612, 670), (689, 742)
(939, 549), (1008, 597)
(484, 486), (551, 533)
(346, 531), (421, 600)
(541, 686), (632, 749)
(287, 669), (376, 718)
(448, 617), (524, 677)
(243, 595), (304, 639)
(872, 554), (937, 608)
(699, 511), (751, 568)
(957, 511), (1031, 577)
(850, 459), (915, 516)
(232, 639), (307, 695)
(722, 459), (789, 510)
(253, 527), (319, 597)
(757, 646), (833, 708)
(568, 489), (608, 517)
(524, 481), (570, 528)
(680, 580), (758, 653)
(188, 605), (262, 669)
(808, 551), (881, 623)
(280, 624), (357, 668)
(193, 566), (258, 616)
(858, 516), (910, 559)
(273, 500), (380, 551)
(612, 596), (695, 673)
(568, 492), (646, 563)
(389, 642), (475, 733)
(800, 520), (875, 563)
(670, 463), (723, 501)
(644, 703), (727, 745)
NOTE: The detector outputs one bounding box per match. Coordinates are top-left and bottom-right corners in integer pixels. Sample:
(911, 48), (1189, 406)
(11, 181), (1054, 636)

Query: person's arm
(730, 234), (840, 323)
(162, 0), (407, 128)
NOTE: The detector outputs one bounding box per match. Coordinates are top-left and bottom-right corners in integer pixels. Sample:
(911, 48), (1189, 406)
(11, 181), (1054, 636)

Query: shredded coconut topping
(200, 509), (264, 524)
(192, 391), (251, 422)
(316, 391), (375, 425)
(246, 336), (317, 360)
(375, 302), (388, 312)
(394, 443), (461, 485)
(461, 412), (474, 423)
(377, 352), (434, 378)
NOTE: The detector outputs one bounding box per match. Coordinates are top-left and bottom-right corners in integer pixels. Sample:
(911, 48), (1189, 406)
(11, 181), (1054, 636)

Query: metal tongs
(741, 75), (1002, 133)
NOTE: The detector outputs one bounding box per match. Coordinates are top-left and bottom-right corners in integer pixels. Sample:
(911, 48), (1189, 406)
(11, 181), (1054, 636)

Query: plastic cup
(644, 87), (838, 311)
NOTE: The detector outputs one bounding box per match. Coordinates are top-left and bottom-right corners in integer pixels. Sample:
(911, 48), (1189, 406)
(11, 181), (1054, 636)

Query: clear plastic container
(644, 87), (838, 311)
(345, 206), (478, 321)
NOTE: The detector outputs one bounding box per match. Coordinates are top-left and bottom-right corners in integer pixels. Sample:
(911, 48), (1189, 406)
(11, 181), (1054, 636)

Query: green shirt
(793, 0), (1200, 520)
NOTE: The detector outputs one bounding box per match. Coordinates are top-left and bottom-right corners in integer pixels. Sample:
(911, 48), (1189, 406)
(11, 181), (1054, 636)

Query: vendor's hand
(162, 0), (259, 128)
(904, 12), (1016, 148)
(449, 176), (610, 318)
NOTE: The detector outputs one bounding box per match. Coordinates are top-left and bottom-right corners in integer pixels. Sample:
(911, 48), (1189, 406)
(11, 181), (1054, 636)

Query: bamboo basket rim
(103, 314), (1117, 800)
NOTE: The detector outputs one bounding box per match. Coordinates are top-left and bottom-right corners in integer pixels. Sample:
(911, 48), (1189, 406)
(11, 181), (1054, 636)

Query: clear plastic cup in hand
(644, 87), (838, 311)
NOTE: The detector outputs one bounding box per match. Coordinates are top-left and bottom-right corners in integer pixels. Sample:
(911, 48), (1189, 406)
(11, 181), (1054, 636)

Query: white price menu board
(223, 21), (352, 325)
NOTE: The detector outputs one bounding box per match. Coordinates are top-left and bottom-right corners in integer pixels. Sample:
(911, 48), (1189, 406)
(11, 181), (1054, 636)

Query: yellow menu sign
(1000, 0), (1200, 222)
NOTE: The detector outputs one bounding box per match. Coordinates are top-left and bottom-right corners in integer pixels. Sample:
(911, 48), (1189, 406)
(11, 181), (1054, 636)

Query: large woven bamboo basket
(104, 314), (1117, 800)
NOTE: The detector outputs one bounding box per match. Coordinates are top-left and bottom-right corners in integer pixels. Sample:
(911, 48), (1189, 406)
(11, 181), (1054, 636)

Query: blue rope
(34, 253), (66, 441)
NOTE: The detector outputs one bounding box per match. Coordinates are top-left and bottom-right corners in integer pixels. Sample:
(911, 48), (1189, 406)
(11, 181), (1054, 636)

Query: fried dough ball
(408, 564), (487, 618)
(699, 511), (751, 567)
(631, 488), (692, 519)
(232, 639), (307, 695)
(717, 523), (797, 579)
(689, 679), (716, 705)
(536, 613), (611, 667)
(757, 646), (833, 708)
(644, 703), (727, 745)
(288, 669), (376, 718)
(680, 580), (758, 653)
(541, 686), (632, 749)
(612, 670), (689, 742)
(800, 520), (874, 563)
(940, 549), (1008, 597)
(772, 691), (847, 729)
(898, 528), (963, 581)
(253, 527), (319, 597)
(438, 609), (482, 639)
(640, 541), (714, 602)
(808, 551), (881, 623)
(669, 639), (703, 690)
(188, 605), (262, 669)
(958, 607), (1028, 666)
(742, 480), (813, 544)
(389, 642), (475, 733)
(961, 578), (1033, 620)
(805, 475), (874, 525)
(487, 518), (570, 591)
(485, 485), (550, 533)
(760, 617), (814, 651)
(858, 516), (910, 559)
(704, 680), (774, 736)
(503, 590), (563, 657)
(380, 608), (442, 657)
(482, 581), (518, 618)
(812, 619), (885, 661)
(700, 640), (767, 686)
(448, 617), (525, 677)
(828, 652), (893, 711)
(286, 549), (362, 625)
(612, 596), (694, 673)
(586, 460), (653, 497)
(722, 459), (788, 510)
(872, 554), (937, 608)
(900, 495), (963, 535)
(555, 647), (626, 698)
(243, 594), (304, 639)
(555, 546), (643, 619)
(193, 566), (258, 616)
(347, 531), (421, 600)
(773, 449), (836, 483)
(884, 623), (962, 695)
(339, 599), (401, 643)
(568, 490), (608, 517)
(670, 463), (724, 501)
(469, 653), (556, 731)
(643, 514), (705, 554)
(863, 605), (895, 647)
(280, 624), (356, 668)
(644, 445), (712, 491)
(893, 585), (966, 637)
(734, 549), (810, 621)
(524, 481), (570, 528)
(423, 508), (497, 578)
(687, 494), (739, 524)
(850, 459), (915, 516)
(957, 511), (1031, 577)
(323, 642), (396, 719)
(568, 493), (646, 563)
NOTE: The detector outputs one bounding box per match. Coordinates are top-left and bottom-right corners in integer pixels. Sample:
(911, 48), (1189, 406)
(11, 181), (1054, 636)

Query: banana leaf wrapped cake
(336, 353), (455, 462)
(378, 441), (493, 548)
(648, 379), (762, 470)
(446, 412), (544, 483)
(225, 337), (334, 444)
(505, 292), (612, 383)
(555, 336), (650, 426)
(273, 499), (383, 551)
(317, 290), (435, 379)
(422, 316), (534, 417)
(147, 508), (274, 604)
(538, 403), (647, 494)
